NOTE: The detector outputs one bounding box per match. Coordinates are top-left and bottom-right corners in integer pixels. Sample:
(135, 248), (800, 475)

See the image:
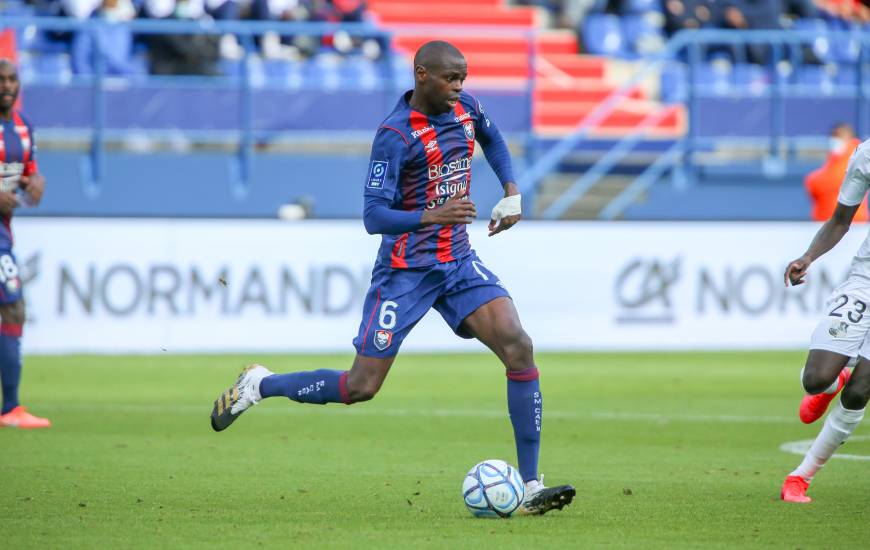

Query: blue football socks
(259, 369), (349, 405)
(0, 325), (23, 415)
(506, 367), (542, 482)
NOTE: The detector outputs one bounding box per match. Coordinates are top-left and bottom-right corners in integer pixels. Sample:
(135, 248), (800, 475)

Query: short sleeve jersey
(0, 110), (38, 250)
(837, 138), (870, 278)
(364, 90), (502, 269)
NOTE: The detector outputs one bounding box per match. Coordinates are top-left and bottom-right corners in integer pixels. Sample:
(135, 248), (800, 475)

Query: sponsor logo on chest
(411, 125), (434, 139)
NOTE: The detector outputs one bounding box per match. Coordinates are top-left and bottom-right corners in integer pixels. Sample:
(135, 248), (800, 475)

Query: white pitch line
(35, 402), (794, 424)
(779, 436), (870, 461)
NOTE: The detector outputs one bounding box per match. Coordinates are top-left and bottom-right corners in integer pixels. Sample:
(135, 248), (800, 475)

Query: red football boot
(799, 368), (851, 424)
(0, 406), (51, 429)
(780, 475), (811, 503)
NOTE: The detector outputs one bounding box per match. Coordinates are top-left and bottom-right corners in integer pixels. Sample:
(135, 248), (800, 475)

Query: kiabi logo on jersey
(463, 121), (475, 141)
(455, 112), (471, 123)
(411, 125), (434, 139)
(428, 156), (471, 180)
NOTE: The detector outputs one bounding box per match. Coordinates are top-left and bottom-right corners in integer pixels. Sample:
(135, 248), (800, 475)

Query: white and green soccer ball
(462, 459), (525, 518)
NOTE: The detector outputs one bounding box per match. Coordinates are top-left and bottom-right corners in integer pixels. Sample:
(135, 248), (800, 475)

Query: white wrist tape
(490, 194), (522, 227)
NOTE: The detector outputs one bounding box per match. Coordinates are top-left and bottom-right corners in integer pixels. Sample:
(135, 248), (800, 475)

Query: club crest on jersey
(368, 160), (388, 189)
(374, 330), (392, 351)
(463, 121), (474, 141)
(425, 139), (438, 152)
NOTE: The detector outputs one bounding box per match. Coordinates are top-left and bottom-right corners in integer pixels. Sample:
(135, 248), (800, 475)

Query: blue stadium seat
(621, 14), (665, 56)
(582, 14), (627, 57)
(32, 53), (73, 83)
(831, 22), (861, 64)
(835, 65), (858, 86)
(794, 65), (837, 95)
(659, 62), (687, 103)
(624, 0), (662, 14)
(220, 59), (243, 79)
(733, 63), (769, 95)
(390, 55), (413, 89)
(340, 56), (380, 90)
(303, 55), (342, 90)
(694, 62), (732, 96)
(793, 18), (833, 63)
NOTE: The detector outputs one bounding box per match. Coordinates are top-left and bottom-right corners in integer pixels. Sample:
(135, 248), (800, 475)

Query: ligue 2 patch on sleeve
(368, 160), (389, 189)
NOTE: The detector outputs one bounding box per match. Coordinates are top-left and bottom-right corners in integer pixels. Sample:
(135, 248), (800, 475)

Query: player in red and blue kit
(211, 42), (574, 514)
(0, 59), (49, 429)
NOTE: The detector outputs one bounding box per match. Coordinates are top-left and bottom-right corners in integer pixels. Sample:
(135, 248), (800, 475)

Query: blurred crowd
(521, 0), (870, 30)
(17, 0), (378, 76)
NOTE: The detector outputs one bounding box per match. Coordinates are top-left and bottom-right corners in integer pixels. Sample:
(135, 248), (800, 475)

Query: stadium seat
(794, 65), (836, 95)
(835, 65), (858, 86)
(659, 62), (687, 103)
(831, 22), (861, 64)
(340, 56), (380, 90)
(304, 54), (342, 90)
(793, 19), (832, 64)
(694, 62), (732, 96)
(582, 14), (626, 57)
(33, 53), (73, 83)
(733, 63), (769, 95)
(624, 0), (663, 14)
(621, 14), (665, 57)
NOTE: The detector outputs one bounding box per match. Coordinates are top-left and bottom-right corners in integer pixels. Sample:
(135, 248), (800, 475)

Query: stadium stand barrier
(521, 28), (870, 220)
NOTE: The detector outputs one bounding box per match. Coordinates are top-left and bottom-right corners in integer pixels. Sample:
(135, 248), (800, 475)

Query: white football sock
(790, 401), (865, 482)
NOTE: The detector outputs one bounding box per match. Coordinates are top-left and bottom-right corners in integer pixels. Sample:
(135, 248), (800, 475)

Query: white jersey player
(781, 138), (870, 503)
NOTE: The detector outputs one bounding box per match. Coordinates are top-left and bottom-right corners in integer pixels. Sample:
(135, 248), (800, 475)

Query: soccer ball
(462, 459), (525, 518)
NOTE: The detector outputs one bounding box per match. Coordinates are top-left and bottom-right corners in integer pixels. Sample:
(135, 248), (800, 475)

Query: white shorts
(810, 277), (870, 358)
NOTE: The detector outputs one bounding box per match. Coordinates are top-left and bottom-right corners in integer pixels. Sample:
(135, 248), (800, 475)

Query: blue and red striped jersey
(363, 90), (514, 269)
(0, 109), (37, 249)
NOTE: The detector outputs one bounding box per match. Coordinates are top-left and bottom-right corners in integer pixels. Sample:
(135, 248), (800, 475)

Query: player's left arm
(471, 97), (521, 236)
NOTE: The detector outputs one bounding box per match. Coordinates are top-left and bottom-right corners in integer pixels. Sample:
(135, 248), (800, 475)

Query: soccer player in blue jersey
(0, 59), (49, 429)
(211, 41), (574, 514)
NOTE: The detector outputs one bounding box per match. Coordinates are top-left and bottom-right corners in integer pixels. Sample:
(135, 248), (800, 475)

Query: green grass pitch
(3, 351), (870, 548)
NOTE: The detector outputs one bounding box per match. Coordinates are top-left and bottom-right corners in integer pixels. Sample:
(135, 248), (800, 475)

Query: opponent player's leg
(798, 350), (853, 424)
(782, 355), (869, 502)
(0, 298), (49, 429)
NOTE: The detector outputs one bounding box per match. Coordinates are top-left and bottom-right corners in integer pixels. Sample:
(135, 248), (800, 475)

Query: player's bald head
(0, 59), (16, 75)
(0, 58), (20, 116)
(413, 41), (465, 72)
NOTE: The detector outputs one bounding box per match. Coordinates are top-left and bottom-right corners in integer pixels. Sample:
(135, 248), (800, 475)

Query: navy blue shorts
(353, 251), (510, 358)
(0, 250), (23, 305)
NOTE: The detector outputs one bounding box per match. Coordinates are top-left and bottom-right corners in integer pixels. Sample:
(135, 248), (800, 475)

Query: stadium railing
(521, 29), (870, 220)
(1, 17), (535, 198)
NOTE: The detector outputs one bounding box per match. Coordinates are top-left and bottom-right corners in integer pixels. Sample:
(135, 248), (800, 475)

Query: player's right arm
(363, 127), (476, 235)
(785, 144), (870, 286)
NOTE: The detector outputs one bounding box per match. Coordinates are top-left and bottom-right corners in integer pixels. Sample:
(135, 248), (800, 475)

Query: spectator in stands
(143, 0), (221, 75)
(60, 0), (103, 19)
(663, 0), (720, 35)
(805, 123), (868, 222)
(723, 0), (817, 63)
(71, 0), (139, 76)
(816, 0), (870, 23)
(315, 0), (383, 58)
(250, 0), (317, 59)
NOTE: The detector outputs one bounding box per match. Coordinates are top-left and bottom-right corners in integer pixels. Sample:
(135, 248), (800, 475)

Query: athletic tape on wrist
(491, 194), (522, 226)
